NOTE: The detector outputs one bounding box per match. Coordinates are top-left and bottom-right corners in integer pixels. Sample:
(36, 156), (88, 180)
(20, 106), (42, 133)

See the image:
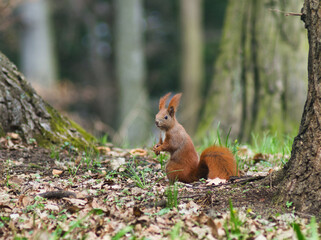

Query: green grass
(122, 158), (149, 189)
(293, 217), (320, 240)
(251, 131), (293, 155)
(168, 222), (186, 240)
(165, 183), (179, 209)
(197, 123), (294, 171)
(224, 199), (244, 239)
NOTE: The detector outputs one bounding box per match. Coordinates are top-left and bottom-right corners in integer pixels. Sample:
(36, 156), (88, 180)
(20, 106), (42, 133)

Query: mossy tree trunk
(272, 0), (321, 214)
(198, 0), (308, 142)
(0, 52), (96, 149)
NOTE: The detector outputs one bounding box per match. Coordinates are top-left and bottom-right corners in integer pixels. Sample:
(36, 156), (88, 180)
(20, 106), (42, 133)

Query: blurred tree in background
(198, 0), (307, 142)
(180, 0), (203, 135)
(115, 0), (150, 145)
(0, 0), (307, 146)
(19, 0), (57, 88)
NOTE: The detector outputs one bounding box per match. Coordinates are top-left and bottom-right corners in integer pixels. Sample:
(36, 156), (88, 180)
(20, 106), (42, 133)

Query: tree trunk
(19, 0), (57, 88)
(0, 52), (95, 149)
(180, 0), (203, 135)
(198, 0), (307, 142)
(272, 0), (321, 214)
(115, 0), (151, 146)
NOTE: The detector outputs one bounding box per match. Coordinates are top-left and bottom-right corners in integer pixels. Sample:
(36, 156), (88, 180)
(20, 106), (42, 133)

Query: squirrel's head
(155, 92), (182, 130)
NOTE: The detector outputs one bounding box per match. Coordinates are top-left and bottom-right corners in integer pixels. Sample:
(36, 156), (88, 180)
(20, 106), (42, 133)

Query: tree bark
(272, 0), (321, 214)
(0, 52), (95, 149)
(180, 0), (203, 135)
(198, 0), (308, 142)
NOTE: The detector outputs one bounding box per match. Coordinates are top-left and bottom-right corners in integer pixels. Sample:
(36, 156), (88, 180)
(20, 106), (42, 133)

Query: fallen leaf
(206, 178), (226, 186)
(253, 153), (269, 163)
(207, 218), (219, 238)
(133, 206), (143, 217)
(44, 204), (60, 211)
(7, 132), (20, 140)
(97, 146), (111, 154)
(130, 148), (147, 156)
(52, 169), (63, 175)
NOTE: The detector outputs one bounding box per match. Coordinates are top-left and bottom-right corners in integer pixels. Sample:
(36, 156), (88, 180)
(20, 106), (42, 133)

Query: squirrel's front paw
(153, 144), (161, 155)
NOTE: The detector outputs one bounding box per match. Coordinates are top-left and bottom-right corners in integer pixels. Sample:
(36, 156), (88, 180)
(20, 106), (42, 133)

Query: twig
(184, 176), (266, 189)
(38, 190), (76, 199)
(269, 8), (302, 16)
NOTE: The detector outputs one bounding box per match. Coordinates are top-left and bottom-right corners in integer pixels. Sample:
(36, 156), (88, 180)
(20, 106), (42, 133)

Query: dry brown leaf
(63, 198), (87, 207)
(97, 146), (111, 154)
(146, 224), (162, 234)
(7, 132), (20, 140)
(130, 148), (147, 156)
(133, 206), (144, 217)
(52, 169), (63, 175)
(17, 195), (31, 208)
(207, 218), (219, 238)
(0, 204), (12, 212)
(44, 204), (60, 211)
(206, 177), (226, 186)
(75, 155), (82, 165)
(195, 212), (209, 225)
(253, 153), (269, 164)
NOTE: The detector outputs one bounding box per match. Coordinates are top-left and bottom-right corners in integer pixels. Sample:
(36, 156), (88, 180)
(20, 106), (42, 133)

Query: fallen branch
(38, 190), (77, 199)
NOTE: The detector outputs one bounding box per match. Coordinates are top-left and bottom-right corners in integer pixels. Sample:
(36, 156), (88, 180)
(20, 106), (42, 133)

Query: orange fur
(167, 93), (182, 114)
(159, 92), (171, 110)
(153, 93), (238, 183)
(198, 146), (238, 180)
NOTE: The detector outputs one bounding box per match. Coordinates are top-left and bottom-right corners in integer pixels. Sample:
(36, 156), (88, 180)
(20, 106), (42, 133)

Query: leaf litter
(0, 133), (318, 239)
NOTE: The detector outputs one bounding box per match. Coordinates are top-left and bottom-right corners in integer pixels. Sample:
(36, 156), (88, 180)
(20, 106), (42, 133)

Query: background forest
(0, 0), (308, 147)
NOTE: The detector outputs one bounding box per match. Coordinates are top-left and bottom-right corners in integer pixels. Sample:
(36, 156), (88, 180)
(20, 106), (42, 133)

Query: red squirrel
(153, 92), (238, 183)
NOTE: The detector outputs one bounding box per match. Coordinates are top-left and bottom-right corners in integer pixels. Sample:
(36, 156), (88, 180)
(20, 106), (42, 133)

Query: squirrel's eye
(164, 116), (168, 120)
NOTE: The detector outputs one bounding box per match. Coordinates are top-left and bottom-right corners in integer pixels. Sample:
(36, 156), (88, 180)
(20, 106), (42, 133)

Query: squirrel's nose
(155, 120), (159, 127)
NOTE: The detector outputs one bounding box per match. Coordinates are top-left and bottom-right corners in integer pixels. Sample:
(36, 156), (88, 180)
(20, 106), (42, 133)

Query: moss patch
(33, 104), (97, 151)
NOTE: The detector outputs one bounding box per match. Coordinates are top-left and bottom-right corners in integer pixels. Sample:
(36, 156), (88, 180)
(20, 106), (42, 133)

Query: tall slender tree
(180, 0), (203, 135)
(115, 0), (150, 145)
(19, 0), (57, 88)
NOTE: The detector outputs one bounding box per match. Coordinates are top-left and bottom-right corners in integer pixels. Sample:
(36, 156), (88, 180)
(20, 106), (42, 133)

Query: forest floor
(0, 133), (317, 240)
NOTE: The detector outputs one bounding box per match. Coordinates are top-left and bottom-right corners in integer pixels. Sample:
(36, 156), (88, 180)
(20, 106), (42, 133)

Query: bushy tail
(197, 146), (238, 180)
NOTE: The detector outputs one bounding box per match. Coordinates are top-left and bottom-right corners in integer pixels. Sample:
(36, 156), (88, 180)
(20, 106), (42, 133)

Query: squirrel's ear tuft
(159, 92), (171, 110)
(168, 93), (182, 116)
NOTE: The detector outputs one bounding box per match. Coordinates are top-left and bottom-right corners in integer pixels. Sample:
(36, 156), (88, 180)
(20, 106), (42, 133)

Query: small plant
(0, 216), (10, 228)
(168, 222), (185, 240)
(50, 146), (60, 160)
(286, 201), (293, 208)
(122, 158), (149, 189)
(25, 196), (45, 213)
(165, 183), (179, 209)
(156, 152), (168, 170)
(224, 199), (243, 239)
(82, 148), (102, 170)
(99, 134), (109, 145)
(61, 141), (75, 152)
(112, 225), (134, 240)
(28, 138), (37, 145)
(5, 159), (10, 187)
(293, 223), (306, 240)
